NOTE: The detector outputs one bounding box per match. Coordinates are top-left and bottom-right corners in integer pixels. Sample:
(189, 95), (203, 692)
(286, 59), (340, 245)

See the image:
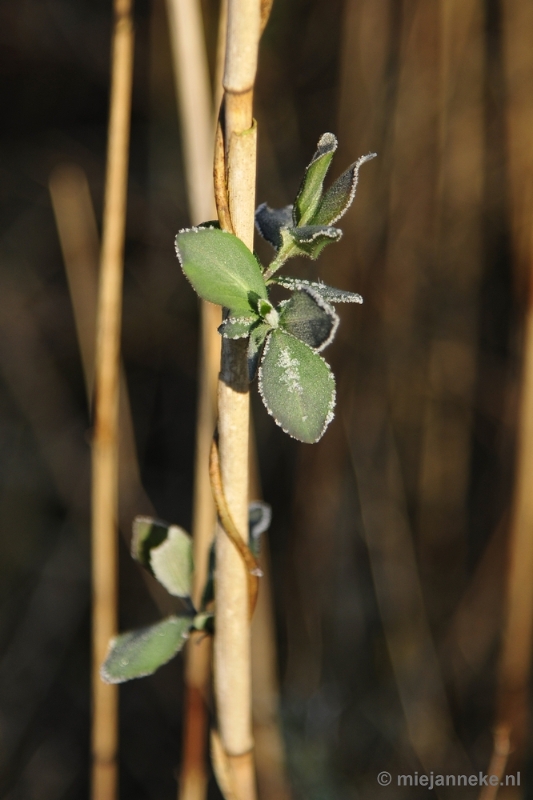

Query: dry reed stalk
(496, 297), (533, 756)
(501, 0), (533, 298)
(91, 1), (134, 797)
(165, 1), (221, 797)
(478, 727), (512, 800)
(49, 166), (100, 402)
(416, 0), (484, 628)
(249, 426), (292, 800)
(49, 165), (176, 619)
(495, 0), (533, 763)
(214, 2), (261, 797)
(250, 545), (291, 800)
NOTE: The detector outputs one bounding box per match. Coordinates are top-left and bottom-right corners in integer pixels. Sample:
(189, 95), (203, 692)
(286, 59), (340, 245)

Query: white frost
(277, 346), (303, 396)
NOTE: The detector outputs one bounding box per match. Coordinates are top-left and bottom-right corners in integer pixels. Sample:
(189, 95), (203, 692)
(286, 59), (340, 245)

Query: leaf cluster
(175, 133), (375, 443)
(101, 505), (271, 683)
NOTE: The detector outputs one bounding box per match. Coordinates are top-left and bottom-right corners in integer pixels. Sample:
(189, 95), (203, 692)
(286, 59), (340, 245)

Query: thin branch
(214, 107), (235, 234)
(165, 2), (224, 799)
(91, 1), (134, 797)
(209, 439), (260, 616)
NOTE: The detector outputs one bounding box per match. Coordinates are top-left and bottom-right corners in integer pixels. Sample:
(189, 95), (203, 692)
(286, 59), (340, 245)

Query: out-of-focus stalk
(165, 1), (220, 798)
(91, 1), (134, 797)
(496, 0), (533, 765)
(49, 165), (170, 607)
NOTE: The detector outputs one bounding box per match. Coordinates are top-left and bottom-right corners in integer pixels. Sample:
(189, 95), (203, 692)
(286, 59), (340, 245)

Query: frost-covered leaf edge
(272, 276), (363, 304)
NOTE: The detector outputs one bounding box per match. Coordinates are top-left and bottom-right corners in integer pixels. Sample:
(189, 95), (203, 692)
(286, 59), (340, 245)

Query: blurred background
(1, 0), (532, 798)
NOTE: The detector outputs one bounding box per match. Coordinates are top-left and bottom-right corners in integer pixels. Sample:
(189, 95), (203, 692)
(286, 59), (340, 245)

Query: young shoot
(176, 133), (375, 444)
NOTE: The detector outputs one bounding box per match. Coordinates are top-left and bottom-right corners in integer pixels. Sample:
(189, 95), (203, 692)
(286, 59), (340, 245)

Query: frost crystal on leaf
(277, 347), (303, 396)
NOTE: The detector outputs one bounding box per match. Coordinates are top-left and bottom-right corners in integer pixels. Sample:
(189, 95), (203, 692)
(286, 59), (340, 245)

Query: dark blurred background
(0, 0), (530, 798)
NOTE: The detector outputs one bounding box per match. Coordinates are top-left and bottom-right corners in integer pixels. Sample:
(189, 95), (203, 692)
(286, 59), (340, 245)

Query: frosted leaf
(258, 330), (336, 443)
(175, 227), (267, 315)
(294, 133), (338, 226)
(313, 152), (376, 226)
(278, 288), (339, 351)
(101, 616), (191, 684)
(255, 203), (293, 250)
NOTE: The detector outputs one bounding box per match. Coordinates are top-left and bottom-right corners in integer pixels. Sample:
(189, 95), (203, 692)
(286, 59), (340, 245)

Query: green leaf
(258, 330), (336, 443)
(132, 517), (194, 599)
(175, 227), (267, 315)
(248, 501), (272, 558)
(313, 152), (377, 226)
(279, 289), (339, 351)
(255, 203), (293, 250)
(149, 525), (194, 598)
(131, 516), (171, 569)
(294, 133), (337, 226)
(192, 612), (214, 633)
(288, 225), (342, 259)
(219, 315), (259, 339)
(273, 276), (363, 304)
(101, 616), (191, 683)
(248, 321), (272, 381)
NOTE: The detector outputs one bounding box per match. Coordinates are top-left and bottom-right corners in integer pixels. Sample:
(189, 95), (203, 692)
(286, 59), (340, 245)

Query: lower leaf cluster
(101, 506), (271, 684)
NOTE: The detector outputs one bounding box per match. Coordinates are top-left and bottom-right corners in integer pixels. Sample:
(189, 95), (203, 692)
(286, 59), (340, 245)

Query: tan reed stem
(213, 2), (261, 798)
(496, 0), (533, 761)
(165, 1), (222, 798)
(249, 424), (292, 800)
(478, 726), (512, 800)
(496, 282), (533, 754)
(91, 1), (134, 798)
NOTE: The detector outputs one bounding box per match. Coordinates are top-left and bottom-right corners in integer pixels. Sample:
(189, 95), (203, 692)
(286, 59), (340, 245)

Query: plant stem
(91, 1), (134, 798)
(495, 0), (533, 760)
(166, 1), (223, 797)
(214, 2), (261, 798)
